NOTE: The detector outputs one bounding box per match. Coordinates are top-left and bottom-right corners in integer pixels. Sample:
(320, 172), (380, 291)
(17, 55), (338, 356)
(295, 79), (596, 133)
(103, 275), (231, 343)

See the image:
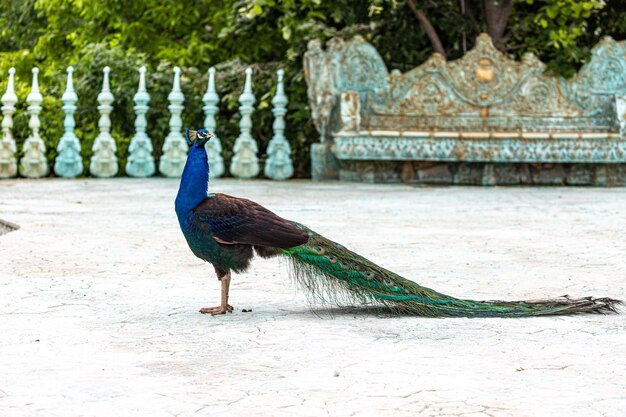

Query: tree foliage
(0, 0), (624, 177)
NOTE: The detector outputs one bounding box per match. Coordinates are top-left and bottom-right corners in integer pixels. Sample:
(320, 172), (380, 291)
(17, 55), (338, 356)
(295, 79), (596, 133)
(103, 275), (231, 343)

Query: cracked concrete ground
(1, 178), (625, 417)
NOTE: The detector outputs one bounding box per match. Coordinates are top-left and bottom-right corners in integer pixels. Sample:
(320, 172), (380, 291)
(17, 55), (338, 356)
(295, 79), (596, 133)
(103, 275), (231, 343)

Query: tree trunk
(483, 0), (514, 51)
(406, 0), (447, 58)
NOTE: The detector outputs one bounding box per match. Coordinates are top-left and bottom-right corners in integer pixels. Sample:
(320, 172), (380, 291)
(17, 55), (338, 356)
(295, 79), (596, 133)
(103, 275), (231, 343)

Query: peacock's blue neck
(175, 143), (209, 228)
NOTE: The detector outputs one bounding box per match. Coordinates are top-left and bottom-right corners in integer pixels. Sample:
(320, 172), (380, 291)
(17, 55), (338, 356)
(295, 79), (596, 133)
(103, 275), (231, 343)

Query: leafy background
(1, 0), (625, 177)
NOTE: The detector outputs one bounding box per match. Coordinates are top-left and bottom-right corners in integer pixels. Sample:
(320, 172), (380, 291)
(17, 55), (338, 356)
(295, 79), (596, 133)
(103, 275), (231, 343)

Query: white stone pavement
(1, 178), (625, 417)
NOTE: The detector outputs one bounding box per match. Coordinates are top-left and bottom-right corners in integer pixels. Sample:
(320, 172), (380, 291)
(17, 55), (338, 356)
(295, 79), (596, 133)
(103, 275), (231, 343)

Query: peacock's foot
(199, 305), (234, 315)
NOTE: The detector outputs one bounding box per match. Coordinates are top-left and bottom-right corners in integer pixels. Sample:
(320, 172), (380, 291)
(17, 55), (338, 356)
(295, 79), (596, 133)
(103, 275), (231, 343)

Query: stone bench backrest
(304, 34), (626, 138)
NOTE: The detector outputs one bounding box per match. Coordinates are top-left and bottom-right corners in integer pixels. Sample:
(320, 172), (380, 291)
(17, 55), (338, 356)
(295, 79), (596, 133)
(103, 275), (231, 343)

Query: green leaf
(282, 25), (292, 40)
(546, 6), (559, 19)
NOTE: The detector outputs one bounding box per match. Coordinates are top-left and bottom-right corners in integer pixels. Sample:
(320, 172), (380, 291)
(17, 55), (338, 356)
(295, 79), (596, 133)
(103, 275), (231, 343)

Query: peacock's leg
(199, 272), (233, 315)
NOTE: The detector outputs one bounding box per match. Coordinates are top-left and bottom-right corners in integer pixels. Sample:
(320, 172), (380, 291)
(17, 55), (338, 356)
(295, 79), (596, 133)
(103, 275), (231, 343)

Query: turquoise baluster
(265, 69), (293, 180)
(0, 67), (18, 178)
(126, 66), (155, 177)
(90, 66), (118, 178)
(20, 67), (48, 178)
(159, 66), (187, 177)
(54, 66), (82, 178)
(203, 67), (225, 178)
(230, 68), (259, 179)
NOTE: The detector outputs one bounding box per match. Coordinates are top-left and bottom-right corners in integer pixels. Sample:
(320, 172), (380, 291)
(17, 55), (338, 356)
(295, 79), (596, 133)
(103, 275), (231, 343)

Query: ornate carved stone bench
(304, 34), (626, 185)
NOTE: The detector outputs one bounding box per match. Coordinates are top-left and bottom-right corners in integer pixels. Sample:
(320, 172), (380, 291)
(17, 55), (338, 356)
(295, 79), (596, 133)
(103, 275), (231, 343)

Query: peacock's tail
(281, 224), (621, 317)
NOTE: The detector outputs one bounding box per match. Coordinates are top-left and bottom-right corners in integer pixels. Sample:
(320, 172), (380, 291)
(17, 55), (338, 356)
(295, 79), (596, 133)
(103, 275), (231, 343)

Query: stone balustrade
(0, 66), (294, 180)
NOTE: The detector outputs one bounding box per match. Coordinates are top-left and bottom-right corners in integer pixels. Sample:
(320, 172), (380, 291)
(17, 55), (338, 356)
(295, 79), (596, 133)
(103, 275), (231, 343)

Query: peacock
(175, 128), (621, 317)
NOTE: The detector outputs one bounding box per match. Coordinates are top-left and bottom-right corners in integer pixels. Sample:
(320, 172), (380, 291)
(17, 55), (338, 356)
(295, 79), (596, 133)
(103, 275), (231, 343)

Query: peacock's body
(176, 129), (621, 316)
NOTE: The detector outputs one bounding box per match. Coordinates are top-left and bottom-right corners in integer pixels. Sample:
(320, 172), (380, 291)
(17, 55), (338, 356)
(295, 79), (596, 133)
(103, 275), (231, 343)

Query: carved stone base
(335, 160), (626, 186)
(311, 143), (339, 181)
(590, 165), (626, 186)
(264, 143), (293, 180)
(90, 136), (119, 178)
(339, 161), (402, 183)
(481, 164), (497, 186)
(20, 136), (49, 178)
(529, 163), (566, 185)
(454, 163), (483, 185)
(567, 164), (594, 185)
(229, 138), (260, 179)
(414, 162), (453, 184)
(0, 139), (17, 179)
(126, 133), (155, 178)
(159, 135), (188, 178)
(54, 134), (83, 178)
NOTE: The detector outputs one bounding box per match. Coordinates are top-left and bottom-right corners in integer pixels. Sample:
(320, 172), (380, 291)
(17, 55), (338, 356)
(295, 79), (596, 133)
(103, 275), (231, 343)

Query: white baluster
(265, 69), (293, 180)
(90, 66), (118, 178)
(126, 66), (155, 177)
(20, 67), (49, 178)
(0, 67), (18, 178)
(54, 66), (82, 178)
(230, 68), (259, 178)
(203, 67), (225, 177)
(159, 66), (187, 177)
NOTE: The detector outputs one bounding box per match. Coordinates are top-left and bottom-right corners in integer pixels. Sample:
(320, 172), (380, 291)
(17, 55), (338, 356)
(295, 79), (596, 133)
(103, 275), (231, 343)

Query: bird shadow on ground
(281, 305), (421, 319)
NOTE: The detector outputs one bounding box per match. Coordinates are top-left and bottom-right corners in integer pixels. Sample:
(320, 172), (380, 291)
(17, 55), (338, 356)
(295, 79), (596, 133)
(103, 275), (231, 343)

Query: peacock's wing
(192, 193), (309, 248)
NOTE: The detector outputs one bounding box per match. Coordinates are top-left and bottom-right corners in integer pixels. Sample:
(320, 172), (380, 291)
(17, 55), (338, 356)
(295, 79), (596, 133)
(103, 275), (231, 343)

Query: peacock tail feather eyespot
(362, 271), (374, 280)
(315, 246), (325, 254)
(327, 255), (337, 263)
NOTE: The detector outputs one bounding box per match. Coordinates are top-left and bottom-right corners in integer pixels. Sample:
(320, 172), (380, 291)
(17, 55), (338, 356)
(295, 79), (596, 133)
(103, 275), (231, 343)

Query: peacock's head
(185, 128), (214, 147)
